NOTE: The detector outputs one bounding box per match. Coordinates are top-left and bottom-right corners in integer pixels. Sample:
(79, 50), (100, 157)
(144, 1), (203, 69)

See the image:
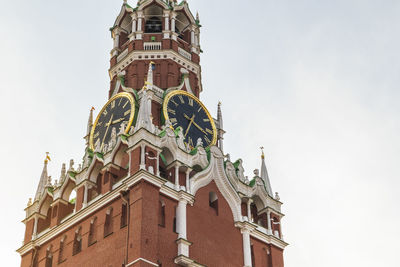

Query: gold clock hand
(192, 120), (207, 134)
(185, 114), (195, 137)
(101, 114), (114, 149)
(111, 118), (125, 125)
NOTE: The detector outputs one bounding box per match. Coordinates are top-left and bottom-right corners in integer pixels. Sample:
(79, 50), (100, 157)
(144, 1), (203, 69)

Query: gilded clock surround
(89, 92), (136, 150)
(163, 90), (217, 149)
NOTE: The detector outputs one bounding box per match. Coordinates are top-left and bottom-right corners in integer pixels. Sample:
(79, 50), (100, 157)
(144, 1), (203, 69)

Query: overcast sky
(1, 0), (399, 266)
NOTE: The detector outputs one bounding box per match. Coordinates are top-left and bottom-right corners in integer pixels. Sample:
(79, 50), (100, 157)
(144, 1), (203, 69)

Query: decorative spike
(27, 198), (32, 207)
(260, 147), (273, 197)
(59, 163), (66, 184)
(196, 11), (200, 22)
(216, 102), (225, 152)
(85, 107), (95, 146)
(34, 153), (50, 200)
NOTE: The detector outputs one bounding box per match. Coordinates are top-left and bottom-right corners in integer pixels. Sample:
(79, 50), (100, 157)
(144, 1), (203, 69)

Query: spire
(34, 153), (50, 201)
(217, 102), (225, 152)
(196, 11), (200, 22)
(59, 163), (66, 185)
(85, 107), (95, 146)
(260, 147), (273, 197)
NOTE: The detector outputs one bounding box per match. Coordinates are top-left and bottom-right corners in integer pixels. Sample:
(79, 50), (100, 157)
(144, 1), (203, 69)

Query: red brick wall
(187, 181), (244, 267)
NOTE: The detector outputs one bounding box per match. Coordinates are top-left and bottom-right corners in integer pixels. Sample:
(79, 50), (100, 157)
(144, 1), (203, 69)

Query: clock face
(163, 90), (217, 149)
(90, 92), (135, 150)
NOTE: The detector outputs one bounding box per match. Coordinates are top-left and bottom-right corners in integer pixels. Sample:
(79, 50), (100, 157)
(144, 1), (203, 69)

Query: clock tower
(17, 1), (288, 267)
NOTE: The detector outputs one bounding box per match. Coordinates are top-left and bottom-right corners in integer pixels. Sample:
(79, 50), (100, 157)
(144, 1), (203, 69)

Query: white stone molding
(191, 146), (242, 222)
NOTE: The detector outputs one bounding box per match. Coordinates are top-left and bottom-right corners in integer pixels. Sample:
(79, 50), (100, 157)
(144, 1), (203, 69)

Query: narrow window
(58, 236), (66, 263)
(251, 244), (255, 267)
(121, 203), (128, 228)
(72, 228), (82, 255)
(159, 201), (165, 227)
(45, 246), (53, 267)
(209, 192), (218, 215)
(104, 207), (113, 237)
(88, 217), (97, 246)
(172, 207), (177, 233)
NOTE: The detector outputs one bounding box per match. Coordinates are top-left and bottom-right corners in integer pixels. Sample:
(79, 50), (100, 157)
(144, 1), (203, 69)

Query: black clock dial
(90, 93), (135, 150)
(163, 91), (217, 149)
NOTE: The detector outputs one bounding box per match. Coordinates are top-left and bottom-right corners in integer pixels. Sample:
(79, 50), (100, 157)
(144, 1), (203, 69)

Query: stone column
(241, 228), (252, 267)
(267, 210), (272, 235)
(176, 198), (190, 257)
(185, 168), (191, 193)
(140, 144), (146, 170)
(247, 199), (252, 222)
(174, 164), (180, 190)
(83, 183), (89, 208)
(130, 13), (137, 41)
(112, 28), (120, 57)
(136, 11), (144, 40)
(32, 216), (39, 239)
(171, 13), (177, 41)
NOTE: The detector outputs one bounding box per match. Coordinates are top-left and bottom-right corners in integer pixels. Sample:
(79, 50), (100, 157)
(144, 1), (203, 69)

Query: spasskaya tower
(17, 1), (288, 267)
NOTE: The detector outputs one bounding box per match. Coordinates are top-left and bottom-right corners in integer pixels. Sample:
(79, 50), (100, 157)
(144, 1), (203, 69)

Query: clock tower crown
(108, 0), (202, 101)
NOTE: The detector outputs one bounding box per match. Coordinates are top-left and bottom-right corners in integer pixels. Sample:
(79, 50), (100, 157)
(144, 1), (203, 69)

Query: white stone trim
(126, 257), (158, 267)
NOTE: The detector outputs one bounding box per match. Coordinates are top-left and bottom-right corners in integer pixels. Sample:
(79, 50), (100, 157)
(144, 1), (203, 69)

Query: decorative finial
(260, 146), (265, 159)
(44, 152), (51, 164)
(196, 11), (200, 22)
(253, 169), (259, 176)
(218, 101), (221, 106)
(27, 198), (32, 207)
(275, 192), (280, 201)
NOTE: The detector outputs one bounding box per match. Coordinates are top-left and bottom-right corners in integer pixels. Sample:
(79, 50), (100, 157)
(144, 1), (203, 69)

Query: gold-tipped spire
(260, 147), (265, 159)
(45, 152), (51, 163)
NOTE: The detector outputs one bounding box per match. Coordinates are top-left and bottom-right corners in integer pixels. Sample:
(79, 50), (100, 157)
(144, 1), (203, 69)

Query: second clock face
(163, 90), (217, 149)
(90, 93), (135, 150)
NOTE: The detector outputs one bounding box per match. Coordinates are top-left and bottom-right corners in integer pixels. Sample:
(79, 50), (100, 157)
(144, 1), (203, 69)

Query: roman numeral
(94, 132), (99, 138)
(124, 110), (130, 116)
(118, 98), (123, 106)
(206, 128), (213, 134)
(171, 99), (179, 107)
(103, 109), (108, 116)
(170, 118), (177, 124)
(204, 136), (211, 144)
(178, 95), (185, 104)
(123, 100), (129, 108)
(197, 106), (202, 112)
(203, 119), (210, 122)
(188, 98), (194, 106)
(111, 100), (115, 109)
(167, 108), (176, 115)
(97, 122), (103, 127)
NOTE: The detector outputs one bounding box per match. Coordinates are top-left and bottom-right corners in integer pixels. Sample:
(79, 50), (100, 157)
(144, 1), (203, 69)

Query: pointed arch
(191, 146), (242, 222)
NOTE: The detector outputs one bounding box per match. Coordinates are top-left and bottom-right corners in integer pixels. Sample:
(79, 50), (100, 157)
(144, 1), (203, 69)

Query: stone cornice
(109, 49), (200, 80)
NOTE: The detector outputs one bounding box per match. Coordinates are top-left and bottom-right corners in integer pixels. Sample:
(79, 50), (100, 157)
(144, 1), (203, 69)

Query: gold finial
(44, 152), (51, 164)
(260, 147), (265, 159)
(91, 106), (95, 111)
(218, 101), (222, 106)
(27, 198), (32, 207)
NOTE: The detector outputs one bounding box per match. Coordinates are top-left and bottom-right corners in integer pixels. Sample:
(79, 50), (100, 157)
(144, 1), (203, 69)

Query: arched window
(159, 201), (166, 227)
(145, 17), (162, 33)
(104, 207), (113, 237)
(250, 203), (258, 223)
(88, 217), (97, 246)
(73, 227), (82, 255)
(121, 202), (128, 228)
(45, 246), (53, 267)
(209, 192), (218, 215)
(58, 235), (67, 264)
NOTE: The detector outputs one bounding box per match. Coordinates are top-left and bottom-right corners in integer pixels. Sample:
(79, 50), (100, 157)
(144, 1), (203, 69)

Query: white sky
(1, 0), (399, 266)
